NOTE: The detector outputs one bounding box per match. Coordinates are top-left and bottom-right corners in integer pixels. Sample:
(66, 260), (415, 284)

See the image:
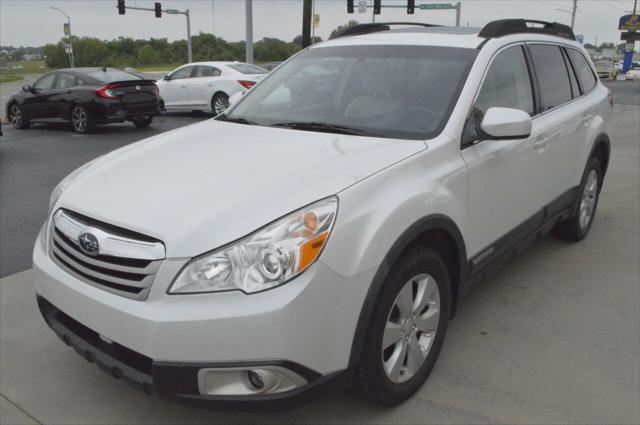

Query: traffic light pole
(362, 2), (461, 26)
(121, 5), (192, 63)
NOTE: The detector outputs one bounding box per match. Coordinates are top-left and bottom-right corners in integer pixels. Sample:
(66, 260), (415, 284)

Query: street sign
(358, 0), (367, 13)
(63, 23), (70, 36)
(619, 14), (640, 31)
(64, 44), (72, 54)
(621, 31), (640, 41)
(165, 9), (179, 14)
(575, 34), (584, 44)
(419, 3), (453, 9)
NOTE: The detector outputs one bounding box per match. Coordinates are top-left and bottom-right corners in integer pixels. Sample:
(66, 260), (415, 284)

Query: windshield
(86, 69), (142, 83)
(227, 63), (268, 75)
(225, 45), (477, 140)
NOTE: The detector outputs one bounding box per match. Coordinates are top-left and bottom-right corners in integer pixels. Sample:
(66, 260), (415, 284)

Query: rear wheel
(552, 157), (602, 241)
(132, 115), (153, 128)
(358, 246), (451, 406)
(8, 103), (30, 129)
(211, 93), (229, 116)
(70, 104), (92, 134)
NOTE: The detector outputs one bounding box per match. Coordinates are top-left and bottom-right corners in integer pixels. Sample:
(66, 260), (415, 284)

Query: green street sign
(165, 9), (179, 14)
(420, 3), (453, 9)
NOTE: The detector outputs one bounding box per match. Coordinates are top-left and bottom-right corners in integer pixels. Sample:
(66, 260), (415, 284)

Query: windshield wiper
(270, 121), (371, 136)
(216, 114), (256, 125)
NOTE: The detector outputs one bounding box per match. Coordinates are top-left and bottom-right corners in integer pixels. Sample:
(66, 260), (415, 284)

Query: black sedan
(5, 68), (162, 133)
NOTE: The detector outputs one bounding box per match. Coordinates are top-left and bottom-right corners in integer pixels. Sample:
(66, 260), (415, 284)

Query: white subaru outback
(34, 19), (612, 408)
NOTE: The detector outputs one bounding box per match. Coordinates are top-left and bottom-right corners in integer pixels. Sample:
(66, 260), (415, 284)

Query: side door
(161, 66), (194, 108)
(525, 43), (585, 210)
(187, 65), (221, 109)
(563, 47), (600, 187)
(49, 72), (79, 119)
(22, 72), (58, 119)
(460, 45), (546, 265)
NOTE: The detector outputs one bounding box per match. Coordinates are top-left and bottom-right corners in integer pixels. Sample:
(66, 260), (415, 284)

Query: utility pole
(50, 6), (75, 67)
(211, 0), (215, 35)
(245, 0), (254, 63)
(302, 0), (313, 48)
(570, 0), (578, 31)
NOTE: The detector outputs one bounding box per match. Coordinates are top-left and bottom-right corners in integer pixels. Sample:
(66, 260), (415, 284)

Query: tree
(329, 20), (359, 39)
(137, 44), (158, 65)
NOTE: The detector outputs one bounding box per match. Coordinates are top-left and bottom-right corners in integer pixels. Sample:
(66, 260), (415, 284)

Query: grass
(0, 60), (50, 76)
(0, 75), (24, 84)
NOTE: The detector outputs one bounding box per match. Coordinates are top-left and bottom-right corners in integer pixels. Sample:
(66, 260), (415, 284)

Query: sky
(0, 0), (637, 48)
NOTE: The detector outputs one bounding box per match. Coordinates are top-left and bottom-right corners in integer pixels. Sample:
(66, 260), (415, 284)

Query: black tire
(552, 156), (602, 242)
(132, 115), (153, 128)
(8, 103), (30, 129)
(358, 246), (451, 406)
(70, 104), (93, 134)
(211, 92), (229, 116)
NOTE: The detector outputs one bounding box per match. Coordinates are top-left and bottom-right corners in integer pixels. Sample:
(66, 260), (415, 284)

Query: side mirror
(163, 74), (171, 81)
(22, 85), (33, 93)
(228, 92), (244, 108)
(480, 107), (532, 139)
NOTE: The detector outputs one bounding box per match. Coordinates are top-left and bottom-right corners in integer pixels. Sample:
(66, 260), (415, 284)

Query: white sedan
(625, 63), (640, 81)
(156, 62), (268, 115)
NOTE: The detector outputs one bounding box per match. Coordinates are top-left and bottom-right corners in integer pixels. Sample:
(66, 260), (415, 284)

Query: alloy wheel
(9, 104), (22, 128)
(382, 273), (440, 384)
(71, 106), (87, 132)
(214, 96), (228, 115)
(579, 169), (598, 229)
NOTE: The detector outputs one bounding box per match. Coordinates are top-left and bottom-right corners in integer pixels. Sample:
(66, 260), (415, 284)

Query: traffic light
(407, 0), (415, 14)
(373, 0), (381, 15)
(154, 2), (162, 18)
(347, 0), (354, 14)
(117, 0), (125, 15)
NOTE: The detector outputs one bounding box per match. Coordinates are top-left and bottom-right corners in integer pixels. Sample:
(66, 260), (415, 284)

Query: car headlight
(49, 158), (101, 213)
(169, 197), (338, 295)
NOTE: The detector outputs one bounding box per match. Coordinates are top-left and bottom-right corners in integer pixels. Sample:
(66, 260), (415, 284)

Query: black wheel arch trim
(590, 132), (611, 177)
(347, 214), (467, 368)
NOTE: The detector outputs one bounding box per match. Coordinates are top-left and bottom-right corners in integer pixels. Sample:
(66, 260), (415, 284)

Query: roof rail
(329, 22), (441, 40)
(478, 19), (576, 40)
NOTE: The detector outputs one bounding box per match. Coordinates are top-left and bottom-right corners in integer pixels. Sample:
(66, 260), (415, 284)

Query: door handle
(582, 114), (592, 126)
(66, 90), (73, 94)
(534, 136), (549, 150)
(180, 85), (187, 89)
(207, 82), (214, 86)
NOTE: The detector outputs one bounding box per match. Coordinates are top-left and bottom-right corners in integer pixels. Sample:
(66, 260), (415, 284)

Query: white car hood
(58, 120), (425, 257)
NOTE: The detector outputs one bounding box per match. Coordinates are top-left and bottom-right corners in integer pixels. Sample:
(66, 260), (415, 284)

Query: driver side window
(171, 66), (193, 80)
(475, 46), (535, 117)
(34, 73), (57, 90)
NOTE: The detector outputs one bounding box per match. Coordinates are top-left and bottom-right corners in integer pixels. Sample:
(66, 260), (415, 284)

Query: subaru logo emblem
(135, 85), (141, 90)
(78, 232), (100, 256)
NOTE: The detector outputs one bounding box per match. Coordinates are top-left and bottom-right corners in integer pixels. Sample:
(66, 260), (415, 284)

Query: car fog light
(197, 366), (308, 396)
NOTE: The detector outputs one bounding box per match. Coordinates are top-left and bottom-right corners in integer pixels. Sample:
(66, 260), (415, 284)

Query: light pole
(50, 6), (75, 67)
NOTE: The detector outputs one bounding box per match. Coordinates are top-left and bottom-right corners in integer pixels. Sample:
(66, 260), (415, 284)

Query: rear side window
(566, 49), (597, 93)
(55, 73), (77, 89)
(528, 45), (573, 111)
(475, 45), (534, 116)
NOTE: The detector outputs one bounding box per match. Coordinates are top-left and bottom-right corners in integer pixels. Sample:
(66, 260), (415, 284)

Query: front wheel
(358, 246), (451, 406)
(132, 115), (153, 128)
(552, 157), (602, 241)
(70, 104), (92, 134)
(8, 103), (30, 129)
(211, 93), (229, 116)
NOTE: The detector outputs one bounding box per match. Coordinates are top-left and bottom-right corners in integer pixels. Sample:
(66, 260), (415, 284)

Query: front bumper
(33, 228), (374, 405)
(37, 296), (352, 409)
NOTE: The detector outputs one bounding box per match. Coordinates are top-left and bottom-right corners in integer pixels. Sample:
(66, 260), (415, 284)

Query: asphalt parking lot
(0, 82), (638, 424)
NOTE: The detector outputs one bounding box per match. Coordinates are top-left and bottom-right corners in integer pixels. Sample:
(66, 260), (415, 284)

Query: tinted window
(227, 63), (268, 75)
(529, 45), (573, 110)
(86, 69), (141, 83)
(34, 73), (57, 90)
(194, 66), (220, 77)
(566, 49), (597, 93)
(562, 49), (581, 98)
(171, 66), (194, 80)
(55, 73), (77, 89)
(226, 45), (477, 140)
(475, 46), (534, 116)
